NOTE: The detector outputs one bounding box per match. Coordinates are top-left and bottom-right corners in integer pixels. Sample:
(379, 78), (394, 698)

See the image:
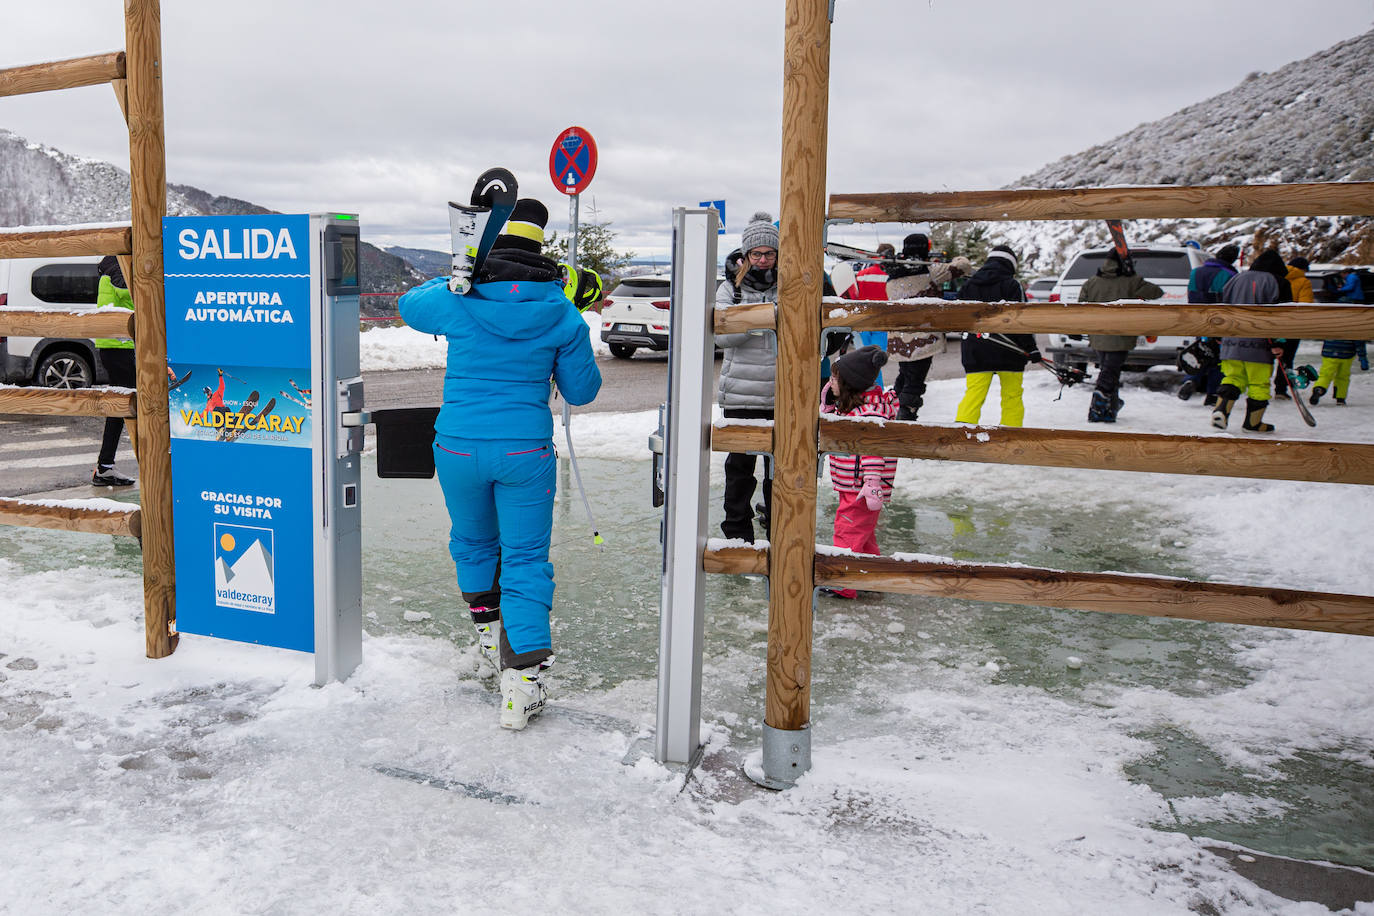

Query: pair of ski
(1105, 220), (1315, 428)
(447, 168), (518, 294)
(216, 391), (277, 443)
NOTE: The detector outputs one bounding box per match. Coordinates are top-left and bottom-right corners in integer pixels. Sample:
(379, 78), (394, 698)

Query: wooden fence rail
(703, 543), (1374, 638)
(711, 420), (1374, 486)
(0, 225), (133, 260)
(0, 497), (141, 538)
(0, 386), (136, 418)
(0, 52), (126, 98)
(828, 182), (1374, 224)
(0, 309), (135, 339)
(715, 301), (1374, 338)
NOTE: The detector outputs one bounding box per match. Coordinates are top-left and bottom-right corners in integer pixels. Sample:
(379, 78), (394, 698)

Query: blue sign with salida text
(164, 215), (316, 652)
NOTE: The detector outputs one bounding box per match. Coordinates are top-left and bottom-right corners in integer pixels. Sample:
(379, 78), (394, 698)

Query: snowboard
(167, 369), (192, 392)
(447, 167), (518, 294)
(217, 391), (258, 441)
(1275, 356), (1317, 427)
(222, 397), (277, 444)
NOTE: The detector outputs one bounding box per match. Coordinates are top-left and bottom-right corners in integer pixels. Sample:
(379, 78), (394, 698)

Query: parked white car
(1024, 277), (1059, 302)
(0, 256), (108, 388)
(599, 275), (671, 359)
(1045, 245), (1210, 372)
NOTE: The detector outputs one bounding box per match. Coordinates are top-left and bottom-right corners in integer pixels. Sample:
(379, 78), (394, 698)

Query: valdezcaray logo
(213, 523), (276, 614)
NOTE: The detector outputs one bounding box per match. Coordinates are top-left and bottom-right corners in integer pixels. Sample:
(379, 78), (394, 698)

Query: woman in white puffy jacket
(713, 211), (779, 542)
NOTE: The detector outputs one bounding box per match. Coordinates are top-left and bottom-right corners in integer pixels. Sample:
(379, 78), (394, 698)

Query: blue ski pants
(433, 436), (556, 668)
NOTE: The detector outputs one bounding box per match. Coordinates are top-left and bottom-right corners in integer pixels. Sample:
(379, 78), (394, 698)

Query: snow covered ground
(2, 329), (1373, 914)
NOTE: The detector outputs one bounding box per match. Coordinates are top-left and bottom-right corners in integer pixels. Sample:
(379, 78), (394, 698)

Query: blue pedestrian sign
(699, 200), (726, 235)
(549, 126), (598, 196)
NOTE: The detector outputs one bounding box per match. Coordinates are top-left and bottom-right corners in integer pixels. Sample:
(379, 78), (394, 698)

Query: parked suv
(599, 274), (671, 359)
(0, 256), (107, 388)
(1045, 245), (1210, 373)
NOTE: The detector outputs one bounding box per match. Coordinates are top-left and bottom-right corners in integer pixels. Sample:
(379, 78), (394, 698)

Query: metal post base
(744, 723), (812, 790)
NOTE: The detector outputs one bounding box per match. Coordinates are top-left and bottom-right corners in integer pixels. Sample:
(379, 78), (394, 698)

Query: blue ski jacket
(399, 275), (601, 442)
(1187, 259), (1237, 304)
(1321, 339), (1368, 361)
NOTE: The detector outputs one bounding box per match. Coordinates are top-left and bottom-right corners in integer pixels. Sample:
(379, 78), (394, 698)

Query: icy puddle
(356, 453), (1374, 870)
(1, 446), (1370, 890)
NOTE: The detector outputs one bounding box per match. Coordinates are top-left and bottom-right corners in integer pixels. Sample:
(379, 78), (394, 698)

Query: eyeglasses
(747, 249), (778, 262)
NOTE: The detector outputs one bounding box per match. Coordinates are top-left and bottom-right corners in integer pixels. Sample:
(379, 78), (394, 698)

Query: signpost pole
(569, 193), (580, 271)
(549, 126), (597, 273)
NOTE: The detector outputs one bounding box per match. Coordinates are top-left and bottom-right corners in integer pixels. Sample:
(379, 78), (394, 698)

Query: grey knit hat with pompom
(740, 211), (780, 255)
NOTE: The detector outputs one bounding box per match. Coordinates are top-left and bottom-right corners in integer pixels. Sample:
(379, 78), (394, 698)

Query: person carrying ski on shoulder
(1079, 249), (1163, 423)
(714, 211), (780, 543)
(399, 199), (601, 730)
(1212, 248), (1291, 433)
(954, 245), (1039, 427)
(845, 243), (893, 368)
(886, 232), (970, 421)
(821, 345), (898, 598)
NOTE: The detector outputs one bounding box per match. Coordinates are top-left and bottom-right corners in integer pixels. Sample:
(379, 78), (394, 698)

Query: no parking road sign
(549, 126), (598, 196)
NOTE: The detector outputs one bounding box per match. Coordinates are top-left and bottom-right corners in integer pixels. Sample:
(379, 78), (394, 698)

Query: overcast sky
(3, 1), (1372, 258)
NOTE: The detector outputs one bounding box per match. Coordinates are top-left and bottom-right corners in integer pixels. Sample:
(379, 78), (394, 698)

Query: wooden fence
(743, 0), (1374, 748)
(0, 0), (175, 657)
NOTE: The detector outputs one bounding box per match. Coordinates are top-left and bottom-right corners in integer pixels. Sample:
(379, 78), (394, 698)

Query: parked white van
(0, 256), (106, 388)
(1045, 244), (1211, 373)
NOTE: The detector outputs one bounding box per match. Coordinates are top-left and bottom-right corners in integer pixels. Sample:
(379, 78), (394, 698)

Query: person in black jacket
(954, 245), (1039, 426)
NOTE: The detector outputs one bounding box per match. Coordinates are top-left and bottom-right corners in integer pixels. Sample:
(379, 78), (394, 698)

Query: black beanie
(902, 233), (930, 259)
(1289, 256), (1310, 271)
(494, 199), (548, 254)
(835, 345), (888, 391)
(1216, 244), (1240, 264)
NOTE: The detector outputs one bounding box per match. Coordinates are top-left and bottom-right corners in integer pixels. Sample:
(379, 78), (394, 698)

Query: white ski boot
(499, 664), (548, 730)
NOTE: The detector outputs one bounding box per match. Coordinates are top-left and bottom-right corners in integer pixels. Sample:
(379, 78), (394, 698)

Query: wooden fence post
(125, 0), (176, 658)
(755, 0), (830, 789)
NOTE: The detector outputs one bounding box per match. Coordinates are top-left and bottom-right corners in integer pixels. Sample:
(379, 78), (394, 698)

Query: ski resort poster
(163, 214), (316, 652)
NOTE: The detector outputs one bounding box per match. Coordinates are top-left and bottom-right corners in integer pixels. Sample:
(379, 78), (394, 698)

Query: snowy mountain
(991, 29), (1374, 277)
(383, 245), (447, 279)
(0, 127), (423, 306)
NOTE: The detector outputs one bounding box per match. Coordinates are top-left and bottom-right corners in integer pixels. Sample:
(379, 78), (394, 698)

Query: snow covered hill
(0, 128), (423, 301)
(993, 29), (1374, 277)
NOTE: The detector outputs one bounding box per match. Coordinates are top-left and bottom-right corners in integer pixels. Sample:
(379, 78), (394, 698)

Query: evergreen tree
(543, 217), (636, 280)
(930, 223), (992, 268)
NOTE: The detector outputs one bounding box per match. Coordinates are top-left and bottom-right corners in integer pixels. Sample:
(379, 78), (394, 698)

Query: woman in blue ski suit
(398, 205), (600, 694)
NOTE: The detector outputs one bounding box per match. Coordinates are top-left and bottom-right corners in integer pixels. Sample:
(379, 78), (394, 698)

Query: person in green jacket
(92, 256), (137, 486)
(1079, 250), (1163, 422)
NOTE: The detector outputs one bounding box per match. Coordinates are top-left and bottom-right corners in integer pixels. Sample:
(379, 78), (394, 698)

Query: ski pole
(561, 400), (603, 548)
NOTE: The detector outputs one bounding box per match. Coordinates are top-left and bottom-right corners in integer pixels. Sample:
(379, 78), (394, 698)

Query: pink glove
(860, 474), (884, 511)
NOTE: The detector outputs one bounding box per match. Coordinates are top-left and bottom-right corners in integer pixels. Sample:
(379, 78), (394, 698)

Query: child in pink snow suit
(822, 345), (898, 598)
